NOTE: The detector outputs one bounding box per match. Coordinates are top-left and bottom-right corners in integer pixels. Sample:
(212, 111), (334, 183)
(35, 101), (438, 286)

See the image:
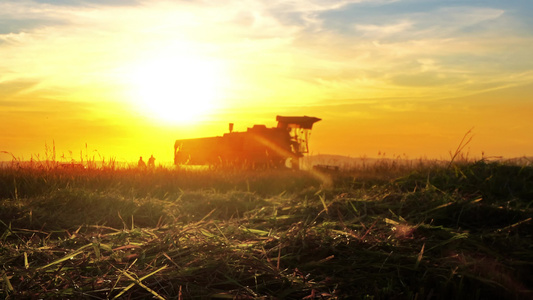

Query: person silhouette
(148, 155), (155, 168)
(138, 156), (146, 168)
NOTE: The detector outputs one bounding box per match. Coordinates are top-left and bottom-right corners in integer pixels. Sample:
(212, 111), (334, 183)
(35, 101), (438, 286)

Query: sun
(127, 55), (223, 124)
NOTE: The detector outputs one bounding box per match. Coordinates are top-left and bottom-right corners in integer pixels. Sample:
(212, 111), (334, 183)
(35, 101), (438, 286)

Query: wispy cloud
(32, 0), (140, 7)
(355, 20), (413, 37)
(1, 0), (532, 109)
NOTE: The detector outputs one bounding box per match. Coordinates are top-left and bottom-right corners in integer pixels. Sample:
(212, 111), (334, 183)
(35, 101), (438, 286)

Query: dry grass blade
(36, 243), (92, 270)
(200, 208), (217, 222)
(113, 271), (165, 300)
(426, 233), (469, 252)
(24, 252), (29, 269)
(110, 258), (138, 296)
(414, 243), (425, 269)
(1, 272), (14, 294)
(92, 240), (101, 261)
(496, 217), (532, 232)
(319, 193), (328, 214)
(112, 265), (168, 299)
(118, 270), (167, 300)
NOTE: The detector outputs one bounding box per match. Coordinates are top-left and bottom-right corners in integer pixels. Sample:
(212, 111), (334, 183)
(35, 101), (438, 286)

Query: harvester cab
(276, 115), (321, 156)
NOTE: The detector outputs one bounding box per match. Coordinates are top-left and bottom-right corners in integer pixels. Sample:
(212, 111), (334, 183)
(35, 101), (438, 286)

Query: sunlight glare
(128, 55), (223, 124)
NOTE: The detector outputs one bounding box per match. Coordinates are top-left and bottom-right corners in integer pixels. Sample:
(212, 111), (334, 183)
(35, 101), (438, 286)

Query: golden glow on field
(126, 53), (224, 124)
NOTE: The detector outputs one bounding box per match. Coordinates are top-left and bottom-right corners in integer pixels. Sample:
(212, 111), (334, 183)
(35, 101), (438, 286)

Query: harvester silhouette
(174, 116), (321, 169)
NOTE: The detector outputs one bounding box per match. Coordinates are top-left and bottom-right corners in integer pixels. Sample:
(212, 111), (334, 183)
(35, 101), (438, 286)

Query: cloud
(355, 20), (413, 37)
(0, 0), (141, 35)
(0, 80), (41, 97)
(1, 0), (532, 109)
(32, 0), (141, 7)
(390, 72), (463, 87)
(0, 2), (67, 35)
(0, 18), (66, 35)
(282, 2), (533, 101)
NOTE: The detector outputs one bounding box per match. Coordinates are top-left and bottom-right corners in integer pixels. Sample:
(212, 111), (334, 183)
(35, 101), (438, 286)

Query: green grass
(0, 161), (532, 299)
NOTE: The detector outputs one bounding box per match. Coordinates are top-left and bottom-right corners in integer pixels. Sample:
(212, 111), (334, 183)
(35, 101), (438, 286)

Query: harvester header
(174, 115), (321, 169)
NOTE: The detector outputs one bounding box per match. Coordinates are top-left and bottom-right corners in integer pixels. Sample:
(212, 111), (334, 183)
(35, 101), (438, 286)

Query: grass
(0, 160), (532, 299)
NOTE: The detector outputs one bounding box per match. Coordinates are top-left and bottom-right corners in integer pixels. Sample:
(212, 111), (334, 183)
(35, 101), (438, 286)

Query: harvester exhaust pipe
(229, 123), (234, 133)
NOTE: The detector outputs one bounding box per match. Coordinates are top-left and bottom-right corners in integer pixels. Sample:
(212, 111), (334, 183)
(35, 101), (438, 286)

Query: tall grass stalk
(448, 128), (474, 168)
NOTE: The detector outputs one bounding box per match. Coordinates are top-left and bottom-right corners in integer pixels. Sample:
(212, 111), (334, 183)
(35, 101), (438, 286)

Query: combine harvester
(174, 116), (321, 170)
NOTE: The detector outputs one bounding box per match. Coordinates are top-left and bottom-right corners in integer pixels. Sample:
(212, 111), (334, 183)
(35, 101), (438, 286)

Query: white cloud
(355, 20), (413, 37)
(434, 6), (504, 27)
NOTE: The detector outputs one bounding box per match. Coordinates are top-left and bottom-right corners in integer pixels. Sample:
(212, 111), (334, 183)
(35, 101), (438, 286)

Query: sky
(1, 0), (532, 164)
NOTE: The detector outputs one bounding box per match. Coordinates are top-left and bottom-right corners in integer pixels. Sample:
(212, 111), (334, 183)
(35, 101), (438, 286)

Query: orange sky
(1, 1), (532, 164)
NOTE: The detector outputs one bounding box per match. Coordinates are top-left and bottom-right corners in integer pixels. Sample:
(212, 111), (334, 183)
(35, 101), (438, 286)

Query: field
(1, 160), (532, 299)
